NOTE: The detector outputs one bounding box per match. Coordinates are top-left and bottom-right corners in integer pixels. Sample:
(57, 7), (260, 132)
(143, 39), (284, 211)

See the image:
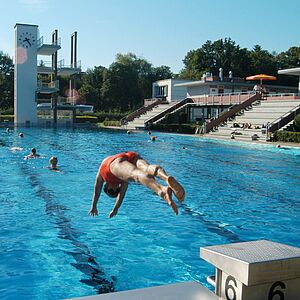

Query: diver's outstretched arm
(109, 182), (128, 218)
(89, 169), (104, 216)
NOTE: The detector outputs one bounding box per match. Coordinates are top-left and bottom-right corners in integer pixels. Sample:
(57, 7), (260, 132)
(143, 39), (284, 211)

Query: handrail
(37, 36), (61, 48)
(266, 93), (298, 99)
(58, 59), (81, 69)
(120, 99), (163, 125)
(36, 98), (51, 104)
(37, 80), (59, 89)
(37, 36), (43, 48)
(37, 59), (82, 70)
(191, 91), (254, 99)
(201, 93), (262, 134)
(145, 98), (194, 127)
(191, 91), (256, 106)
(268, 104), (300, 133)
(37, 60), (52, 67)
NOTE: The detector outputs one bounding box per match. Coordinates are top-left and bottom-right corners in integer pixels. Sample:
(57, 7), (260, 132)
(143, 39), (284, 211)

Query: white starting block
(200, 240), (300, 300)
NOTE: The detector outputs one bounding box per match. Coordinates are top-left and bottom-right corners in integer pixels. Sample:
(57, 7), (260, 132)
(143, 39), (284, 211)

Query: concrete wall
(169, 80), (187, 101)
(152, 79), (187, 102)
(187, 85), (209, 96)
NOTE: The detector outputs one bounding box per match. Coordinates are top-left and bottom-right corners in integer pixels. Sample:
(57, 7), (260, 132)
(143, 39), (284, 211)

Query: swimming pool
(1, 128), (300, 299)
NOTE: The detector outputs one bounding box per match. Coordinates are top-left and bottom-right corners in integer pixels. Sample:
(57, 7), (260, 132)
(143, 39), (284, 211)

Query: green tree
(0, 52), (14, 109)
(180, 38), (252, 79)
(79, 66), (106, 110)
(151, 66), (173, 81)
(248, 45), (277, 76)
(101, 54), (141, 111)
(100, 53), (173, 112)
(276, 46), (300, 69)
(275, 47), (300, 86)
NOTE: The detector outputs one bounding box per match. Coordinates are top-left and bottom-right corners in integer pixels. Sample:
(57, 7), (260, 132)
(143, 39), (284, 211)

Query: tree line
(1, 38), (300, 112)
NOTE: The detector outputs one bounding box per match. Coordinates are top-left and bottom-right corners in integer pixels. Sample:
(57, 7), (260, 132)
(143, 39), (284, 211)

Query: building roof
(154, 78), (190, 84)
(174, 76), (251, 87)
(278, 67), (300, 76)
(15, 23), (38, 28)
(174, 77), (297, 90)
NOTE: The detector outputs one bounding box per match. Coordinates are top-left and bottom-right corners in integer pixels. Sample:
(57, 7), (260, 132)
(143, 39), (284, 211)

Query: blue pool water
(0, 128), (300, 299)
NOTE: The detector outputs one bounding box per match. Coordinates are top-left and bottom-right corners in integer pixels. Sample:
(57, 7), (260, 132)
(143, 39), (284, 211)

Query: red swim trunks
(100, 152), (138, 184)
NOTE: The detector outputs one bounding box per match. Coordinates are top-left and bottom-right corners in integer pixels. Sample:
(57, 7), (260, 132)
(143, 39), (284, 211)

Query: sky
(0, 0), (299, 74)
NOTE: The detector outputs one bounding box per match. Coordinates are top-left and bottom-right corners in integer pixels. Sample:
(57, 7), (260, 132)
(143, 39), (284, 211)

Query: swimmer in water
(49, 156), (59, 170)
(24, 148), (40, 159)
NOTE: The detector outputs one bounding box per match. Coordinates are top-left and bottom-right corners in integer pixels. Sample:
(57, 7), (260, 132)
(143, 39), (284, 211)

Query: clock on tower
(18, 31), (36, 48)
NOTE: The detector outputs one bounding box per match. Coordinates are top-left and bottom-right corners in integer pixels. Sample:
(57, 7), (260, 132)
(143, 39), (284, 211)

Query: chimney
(219, 68), (223, 81)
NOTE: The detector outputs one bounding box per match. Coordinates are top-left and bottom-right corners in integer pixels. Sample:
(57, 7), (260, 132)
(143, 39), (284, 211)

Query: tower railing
(58, 59), (81, 69)
(37, 80), (59, 90)
(37, 36), (61, 48)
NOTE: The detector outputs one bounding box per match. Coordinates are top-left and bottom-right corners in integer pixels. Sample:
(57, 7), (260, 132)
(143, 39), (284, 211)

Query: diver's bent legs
(135, 157), (169, 180)
(167, 176), (185, 203)
(135, 158), (185, 202)
(130, 169), (178, 215)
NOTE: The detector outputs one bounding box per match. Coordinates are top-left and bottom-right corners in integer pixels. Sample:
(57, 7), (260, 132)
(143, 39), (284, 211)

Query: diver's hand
(89, 207), (98, 216)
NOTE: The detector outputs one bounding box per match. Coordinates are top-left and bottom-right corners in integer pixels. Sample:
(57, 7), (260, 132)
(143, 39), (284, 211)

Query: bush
(93, 111), (126, 122)
(293, 114), (300, 132)
(103, 120), (120, 127)
(178, 111), (188, 123)
(0, 108), (14, 115)
(76, 115), (98, 123)
(0, 115), (14, 122)
(273, 130), (300, 143)
(76, 111), (126, 123)
(162, 113), (175, 124)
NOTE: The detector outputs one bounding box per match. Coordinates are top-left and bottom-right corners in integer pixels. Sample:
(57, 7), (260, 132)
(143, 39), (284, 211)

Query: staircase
(123, 103), (174, 130)
(122, 98), (193, 130)
(206, 98), (300, 141)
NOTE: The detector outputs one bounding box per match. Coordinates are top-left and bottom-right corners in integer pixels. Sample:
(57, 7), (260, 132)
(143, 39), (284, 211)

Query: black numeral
(268, 281), (286, 300)
(225, 276), (237, 300)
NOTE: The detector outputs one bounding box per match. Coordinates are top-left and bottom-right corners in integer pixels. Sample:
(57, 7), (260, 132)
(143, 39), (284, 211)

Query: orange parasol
(246, 74), (277, 85)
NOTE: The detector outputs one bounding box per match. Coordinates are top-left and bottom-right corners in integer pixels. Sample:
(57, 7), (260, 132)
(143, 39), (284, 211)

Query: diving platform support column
(14, 23), (38, 126)
(51, 29), (59, 125)
(201, 240), (300, 300)
(69, 31), (78, 106)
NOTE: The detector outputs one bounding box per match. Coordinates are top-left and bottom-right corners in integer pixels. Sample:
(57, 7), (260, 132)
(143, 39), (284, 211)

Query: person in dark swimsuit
(89, 152), (185, 218)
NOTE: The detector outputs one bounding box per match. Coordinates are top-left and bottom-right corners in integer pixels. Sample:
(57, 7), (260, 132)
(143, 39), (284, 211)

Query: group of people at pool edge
(6, 128), (186, 217)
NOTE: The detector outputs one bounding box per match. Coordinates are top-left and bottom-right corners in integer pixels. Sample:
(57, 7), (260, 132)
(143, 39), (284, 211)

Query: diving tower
(14, 23), (81, 127)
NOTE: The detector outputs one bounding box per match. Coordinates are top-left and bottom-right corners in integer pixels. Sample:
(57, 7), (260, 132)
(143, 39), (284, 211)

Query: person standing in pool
(89, 151), (185, 218)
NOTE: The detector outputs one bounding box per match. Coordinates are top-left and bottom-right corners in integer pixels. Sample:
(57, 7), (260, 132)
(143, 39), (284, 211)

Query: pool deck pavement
(3, 123), (299, 148)
(200, 133), (300, 148)
(67, 281), (221, 300)
(103, 125), (300, 149)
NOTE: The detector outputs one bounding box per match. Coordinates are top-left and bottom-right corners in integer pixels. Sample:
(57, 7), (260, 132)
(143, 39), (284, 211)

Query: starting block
(200, 240), (300, 300)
